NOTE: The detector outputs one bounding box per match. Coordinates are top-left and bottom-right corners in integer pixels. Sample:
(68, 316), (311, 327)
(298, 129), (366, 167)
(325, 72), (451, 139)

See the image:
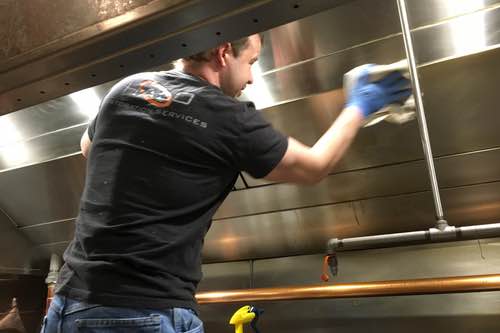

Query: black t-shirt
(55, 70), (288, 312)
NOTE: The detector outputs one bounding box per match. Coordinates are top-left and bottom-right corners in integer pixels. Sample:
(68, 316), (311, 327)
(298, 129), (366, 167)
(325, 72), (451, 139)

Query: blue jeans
(41, 295), (204, 333)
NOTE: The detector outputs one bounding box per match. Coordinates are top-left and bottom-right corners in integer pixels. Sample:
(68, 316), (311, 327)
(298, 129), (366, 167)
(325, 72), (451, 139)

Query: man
(43, 34), (410, 332)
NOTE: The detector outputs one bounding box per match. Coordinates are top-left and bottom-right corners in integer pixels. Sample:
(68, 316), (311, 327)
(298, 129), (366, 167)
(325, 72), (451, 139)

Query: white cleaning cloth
(343, 59), (416, 127)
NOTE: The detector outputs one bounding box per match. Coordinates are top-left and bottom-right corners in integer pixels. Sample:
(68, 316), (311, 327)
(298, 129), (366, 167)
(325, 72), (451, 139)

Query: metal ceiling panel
(0, 0), (160, 60)
(0, 126), (84, 171)
(0, 0), (346, 115)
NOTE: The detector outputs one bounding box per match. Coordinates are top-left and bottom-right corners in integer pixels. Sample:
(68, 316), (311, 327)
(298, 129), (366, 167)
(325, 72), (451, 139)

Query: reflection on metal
(328, 222), (500, 252)
(414, 5), (500, 65)
(196, 274), (500, 304)
(406, 0), (500, 28)
(397, 0), (446, 228)
(0, 117), (30, 168)
(69, 88), (102, 119)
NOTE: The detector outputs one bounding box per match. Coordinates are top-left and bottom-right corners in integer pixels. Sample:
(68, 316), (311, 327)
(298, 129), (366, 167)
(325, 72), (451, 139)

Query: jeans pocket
(184, 321), (204, 333)
(75, 314), (161, 332)
(173, 308), (204, 333)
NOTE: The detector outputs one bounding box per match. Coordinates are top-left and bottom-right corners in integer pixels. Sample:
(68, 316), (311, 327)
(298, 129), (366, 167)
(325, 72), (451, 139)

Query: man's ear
(215, 43), (232, 67)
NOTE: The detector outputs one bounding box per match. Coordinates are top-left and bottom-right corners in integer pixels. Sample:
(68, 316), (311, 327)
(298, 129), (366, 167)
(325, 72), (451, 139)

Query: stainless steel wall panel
(216, 161), (430, 220)
(351, 192), (436, 234)
(422, 48), (500, 156)
(260, 90), (424, 173)
(206, 193), (432, 262)
(200, 239), (500, 333)
(0, 208), (37, 274)
(252, 241), (498, 287)
(0, 155), (84, 227)
(201, 298), (500, 333)
(412, 6), (500, 65)
(198, 261), (251, 291)
(436, 148), (500, 188)
(442, 182), (500, 226)
(243, 36), (406, 109)
(257, 0), (401, 73)
(204, 211), (300, 262)
(407, 0), (500, 28)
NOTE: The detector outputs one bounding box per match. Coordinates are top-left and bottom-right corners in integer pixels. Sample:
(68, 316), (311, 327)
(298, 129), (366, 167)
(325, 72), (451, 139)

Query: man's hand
(346, 65), (412, 118)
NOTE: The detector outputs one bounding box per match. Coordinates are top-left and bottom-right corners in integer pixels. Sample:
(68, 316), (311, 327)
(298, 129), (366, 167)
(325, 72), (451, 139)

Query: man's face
(220, 35), (261, 97)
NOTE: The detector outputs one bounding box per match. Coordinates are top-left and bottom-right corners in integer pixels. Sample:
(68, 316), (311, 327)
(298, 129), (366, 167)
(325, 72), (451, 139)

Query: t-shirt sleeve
(87, 115), (98, 141)
(234, 102), (288, 178)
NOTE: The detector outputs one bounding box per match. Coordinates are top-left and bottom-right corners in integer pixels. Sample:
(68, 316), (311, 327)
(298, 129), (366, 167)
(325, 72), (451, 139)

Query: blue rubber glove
(346, 64), (412, 118)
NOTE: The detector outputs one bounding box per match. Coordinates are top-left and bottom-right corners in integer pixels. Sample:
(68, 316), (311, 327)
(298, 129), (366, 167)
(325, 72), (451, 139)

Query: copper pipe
(196, 274), (500, 304)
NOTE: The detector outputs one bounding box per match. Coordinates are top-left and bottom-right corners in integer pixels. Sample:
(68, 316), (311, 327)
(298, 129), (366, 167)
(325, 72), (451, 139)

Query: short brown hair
(183, 34), (263, 62)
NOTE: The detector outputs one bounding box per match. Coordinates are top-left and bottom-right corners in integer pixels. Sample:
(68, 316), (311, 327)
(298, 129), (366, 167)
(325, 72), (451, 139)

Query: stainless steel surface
(407, 0), (500, 28)
(0, 155), (85, 228)
(256, 0), (401, 73)
(1, 5), (500, 327)
(0, 0), (159, 60)
(242, 35), (407, 109)
(200, 239), (500, 332)
(0, 0), (344, 115)
(397, 0), (446, 225)
(413, 5), (500, 65)
(205, 181), (500, 262)
(0, 208), (39, 275)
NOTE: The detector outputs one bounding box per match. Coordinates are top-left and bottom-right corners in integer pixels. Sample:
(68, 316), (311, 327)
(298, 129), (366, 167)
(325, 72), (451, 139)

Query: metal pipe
(328, 223), (500, 252)
(196, 274), (500, 304)
(396, 0), (447, 229)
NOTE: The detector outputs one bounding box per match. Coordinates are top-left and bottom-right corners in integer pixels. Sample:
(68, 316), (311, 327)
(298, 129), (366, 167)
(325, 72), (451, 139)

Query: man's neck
(181, 63), (221, 88)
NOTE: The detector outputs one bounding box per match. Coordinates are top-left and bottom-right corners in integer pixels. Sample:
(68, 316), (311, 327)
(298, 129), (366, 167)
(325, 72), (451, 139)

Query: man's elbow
(300, 161), (330, 185)
(80, 131), (92, 159)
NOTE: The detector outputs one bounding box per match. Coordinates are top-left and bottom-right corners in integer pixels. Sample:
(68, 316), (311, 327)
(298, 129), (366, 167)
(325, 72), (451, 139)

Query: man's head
(181, 34), (262, 97)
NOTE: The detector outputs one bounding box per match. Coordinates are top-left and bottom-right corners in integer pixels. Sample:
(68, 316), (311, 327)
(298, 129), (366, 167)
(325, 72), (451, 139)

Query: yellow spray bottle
(229, 305), (255, 333)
